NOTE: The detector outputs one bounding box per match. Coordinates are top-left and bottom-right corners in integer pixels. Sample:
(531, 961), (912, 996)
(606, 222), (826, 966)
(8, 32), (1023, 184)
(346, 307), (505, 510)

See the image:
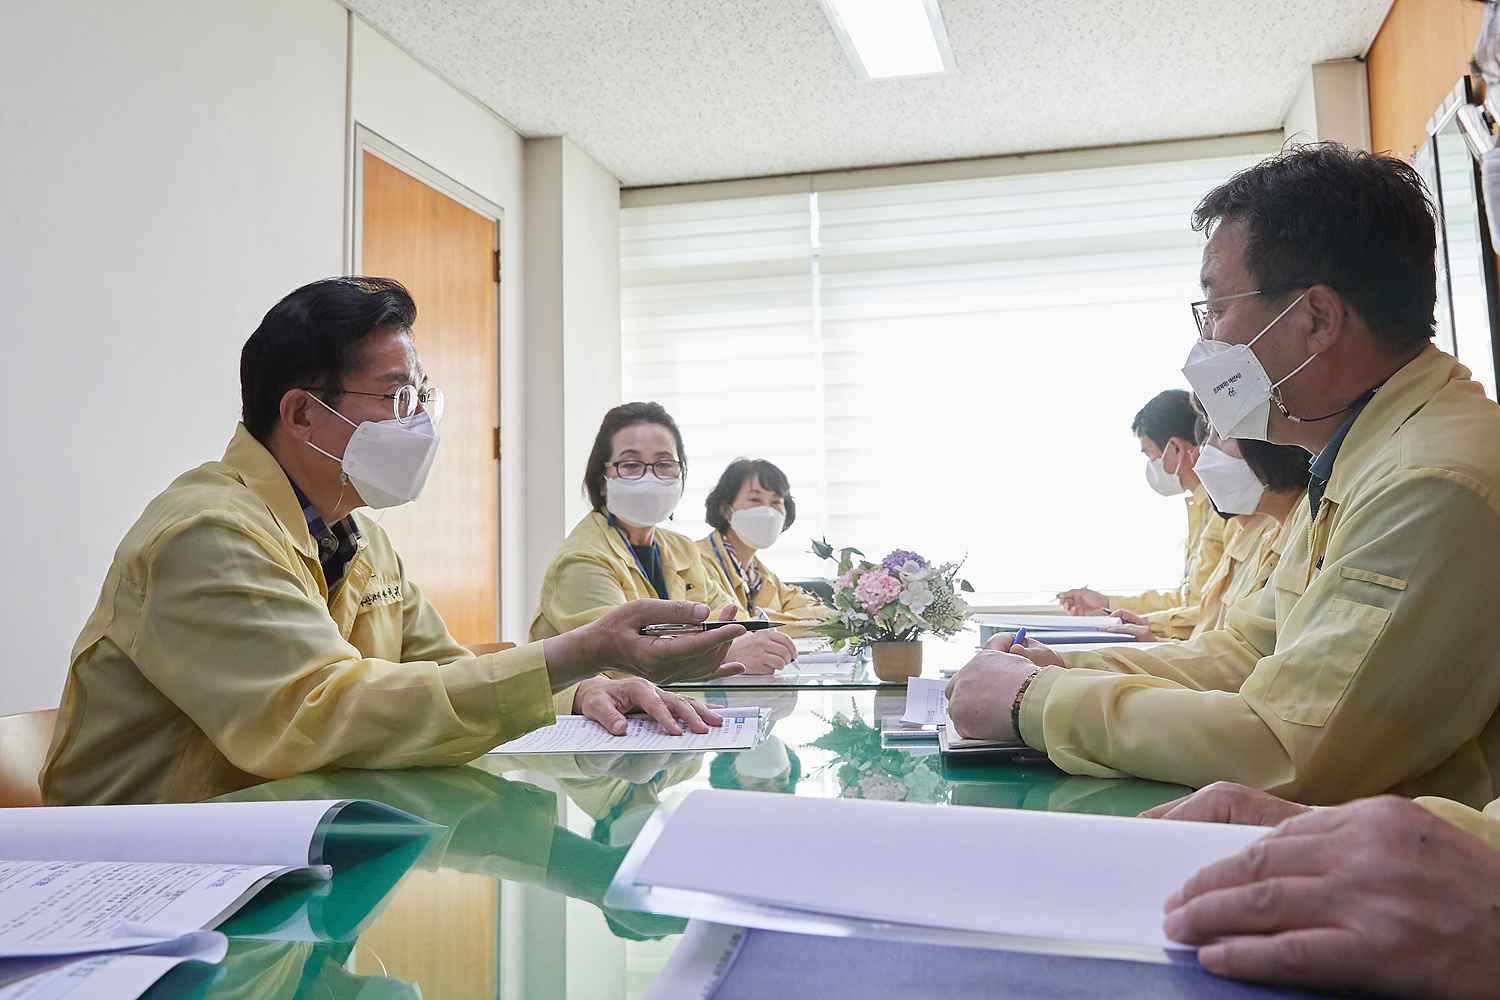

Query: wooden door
(361, 150), (500, 644)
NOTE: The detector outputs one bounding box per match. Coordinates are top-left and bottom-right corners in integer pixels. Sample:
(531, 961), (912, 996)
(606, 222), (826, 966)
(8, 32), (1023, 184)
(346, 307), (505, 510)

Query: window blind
(622, 154), (1266, 597)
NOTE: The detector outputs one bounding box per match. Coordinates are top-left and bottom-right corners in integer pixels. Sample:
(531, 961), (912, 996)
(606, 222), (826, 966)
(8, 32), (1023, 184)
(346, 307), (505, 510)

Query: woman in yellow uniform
(530, 402), (798, 674)
(697, 458), (833, 638)
(1113, 431), (1310, 641)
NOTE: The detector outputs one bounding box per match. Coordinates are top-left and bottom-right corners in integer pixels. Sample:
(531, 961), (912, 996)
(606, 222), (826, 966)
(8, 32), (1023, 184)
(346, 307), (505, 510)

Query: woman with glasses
(697, 458), (832, 637)
(529, 402), (799, 674)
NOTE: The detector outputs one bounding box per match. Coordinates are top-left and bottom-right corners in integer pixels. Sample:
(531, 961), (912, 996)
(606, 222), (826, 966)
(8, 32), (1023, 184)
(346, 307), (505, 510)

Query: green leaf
(959, 579), (975, 593)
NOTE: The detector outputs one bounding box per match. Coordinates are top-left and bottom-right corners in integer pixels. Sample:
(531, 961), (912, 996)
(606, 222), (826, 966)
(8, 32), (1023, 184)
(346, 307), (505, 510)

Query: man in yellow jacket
(1060, 389), (1226, 615)
(42, 277), (744, 806)
(947, 143), (1500, 807)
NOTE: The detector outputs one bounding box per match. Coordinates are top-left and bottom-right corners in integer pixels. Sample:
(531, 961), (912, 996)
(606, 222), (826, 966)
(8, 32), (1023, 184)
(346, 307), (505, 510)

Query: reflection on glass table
(188, 689), (1191, 998)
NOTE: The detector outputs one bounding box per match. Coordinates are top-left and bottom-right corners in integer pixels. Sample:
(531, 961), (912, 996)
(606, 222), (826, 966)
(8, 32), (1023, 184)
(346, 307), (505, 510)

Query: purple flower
(882, 550), (927, 574)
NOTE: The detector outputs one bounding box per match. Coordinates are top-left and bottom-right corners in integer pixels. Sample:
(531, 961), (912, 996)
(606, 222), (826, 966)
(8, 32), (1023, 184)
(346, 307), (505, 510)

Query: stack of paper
(973, 614), (1124, 630)
(607, 790), (1270, 959)
(487, 708), (763, 755)
(0, 799), (424, 998)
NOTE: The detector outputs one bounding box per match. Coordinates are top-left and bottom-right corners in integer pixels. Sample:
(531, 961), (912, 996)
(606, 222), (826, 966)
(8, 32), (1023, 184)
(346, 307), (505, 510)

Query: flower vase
(870, 640), (923, 682)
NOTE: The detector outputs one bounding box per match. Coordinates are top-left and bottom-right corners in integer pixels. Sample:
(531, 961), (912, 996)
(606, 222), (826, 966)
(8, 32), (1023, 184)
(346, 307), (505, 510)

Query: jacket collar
(593, 510), (696, 586)
(222, 424), (319, 560)
(1321, 345), (1464, 507)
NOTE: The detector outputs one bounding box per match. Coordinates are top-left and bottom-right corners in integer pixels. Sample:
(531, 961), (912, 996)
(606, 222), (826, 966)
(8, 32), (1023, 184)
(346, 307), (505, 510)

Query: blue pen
(1011, 627), (1028, 649)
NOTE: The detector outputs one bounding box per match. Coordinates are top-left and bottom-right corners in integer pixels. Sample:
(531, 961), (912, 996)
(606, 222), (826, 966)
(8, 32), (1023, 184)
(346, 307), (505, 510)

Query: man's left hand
(944, 651), (1040, 742)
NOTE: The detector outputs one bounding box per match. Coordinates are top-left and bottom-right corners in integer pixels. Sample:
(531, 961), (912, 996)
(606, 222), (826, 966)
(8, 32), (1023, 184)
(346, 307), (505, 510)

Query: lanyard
(610, 516), (667, 599)
(712, 532), (762, 610)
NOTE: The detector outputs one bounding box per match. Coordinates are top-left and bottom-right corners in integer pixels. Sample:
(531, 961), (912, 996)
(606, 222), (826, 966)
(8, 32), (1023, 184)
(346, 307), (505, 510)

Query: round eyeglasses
(309, 384), (445, 426)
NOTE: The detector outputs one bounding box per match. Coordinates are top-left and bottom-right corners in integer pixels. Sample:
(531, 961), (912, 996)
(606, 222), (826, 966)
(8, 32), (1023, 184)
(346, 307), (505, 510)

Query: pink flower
(835, 570), (856, 593)
(853, 569), (902, 613)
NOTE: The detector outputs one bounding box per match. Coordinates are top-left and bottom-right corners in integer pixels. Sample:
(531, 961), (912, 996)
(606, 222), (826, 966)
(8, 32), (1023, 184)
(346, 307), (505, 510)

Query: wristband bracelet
(1010, 669), (1039, 742)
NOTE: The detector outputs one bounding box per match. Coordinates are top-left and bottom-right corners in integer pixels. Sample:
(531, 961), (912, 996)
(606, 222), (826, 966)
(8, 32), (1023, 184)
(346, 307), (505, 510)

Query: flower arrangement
(811, 538), (973, 654)
(809, 708), (949, 804)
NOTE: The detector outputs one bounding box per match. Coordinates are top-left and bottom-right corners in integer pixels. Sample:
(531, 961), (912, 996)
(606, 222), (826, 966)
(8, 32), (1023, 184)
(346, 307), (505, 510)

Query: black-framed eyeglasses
(610, 460), (683, 481)
(1189, 285), (1309, 338)
(306, 383), (445, 426)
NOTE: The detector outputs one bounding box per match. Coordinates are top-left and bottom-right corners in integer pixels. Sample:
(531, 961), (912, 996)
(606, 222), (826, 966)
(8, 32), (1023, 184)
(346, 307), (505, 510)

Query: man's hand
(1164, 796), (1500, 997)
(943, 650), (1040, 742)
(1141, 781), (1312, 825)
(1101, 609), (1157, 642)
(728, 628), (797, 674)
(982, 631), (1067, 668)
(573, 677), (723, 737)
(1058, 587), (1109, 615)
(545, 600), (747, 689)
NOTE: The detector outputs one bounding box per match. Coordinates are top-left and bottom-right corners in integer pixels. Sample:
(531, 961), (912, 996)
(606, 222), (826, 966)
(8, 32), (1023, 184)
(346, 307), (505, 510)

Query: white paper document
(974, 614), (1123, 630)
(0, 800), (345, 869)
(0, 932), (227, 1000)
(611, 790), (1270, 955)
(792, 638), (861, 666)
(900, 677), (949, 726)
(489, 709), (763, 755)
(0, 860), (318, 958)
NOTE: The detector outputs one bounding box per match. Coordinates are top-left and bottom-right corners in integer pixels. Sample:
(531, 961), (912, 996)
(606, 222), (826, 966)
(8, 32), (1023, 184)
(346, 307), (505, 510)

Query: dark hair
(1192, 143), (1437, 351)
(240, 277), (417, 442)
(1238, 438), (1313, 492)
(704, 459), (798, 534)
(1131, 389), (1198, 451)
(583, 402), (687, 511)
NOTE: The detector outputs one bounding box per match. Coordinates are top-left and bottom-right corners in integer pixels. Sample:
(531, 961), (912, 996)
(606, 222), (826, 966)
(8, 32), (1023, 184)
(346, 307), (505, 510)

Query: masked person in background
(698, 458), (832, 638)
(42, 279), (743, 807)
(1059, 389), (1226, 616)
(531, 402), (799, 674)
(947, 143), (1500, 809)
(1107, 417), (1309, 642)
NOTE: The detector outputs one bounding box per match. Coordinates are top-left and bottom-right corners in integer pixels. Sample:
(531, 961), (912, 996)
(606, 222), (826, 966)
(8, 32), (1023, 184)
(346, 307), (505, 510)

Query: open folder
(607, 790), (1270, 961)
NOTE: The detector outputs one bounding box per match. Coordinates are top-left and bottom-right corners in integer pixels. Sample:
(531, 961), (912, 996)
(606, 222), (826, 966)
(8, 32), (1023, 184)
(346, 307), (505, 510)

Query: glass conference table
(150, 635), (1195, 999)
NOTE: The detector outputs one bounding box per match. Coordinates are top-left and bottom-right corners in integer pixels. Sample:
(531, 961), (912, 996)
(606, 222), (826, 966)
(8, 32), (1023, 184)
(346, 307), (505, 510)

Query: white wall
(0, 2), (625, 713)
(0, 0), (347, 713)
(522, 137), (623, 620)
(1283, 59), (1372, 151)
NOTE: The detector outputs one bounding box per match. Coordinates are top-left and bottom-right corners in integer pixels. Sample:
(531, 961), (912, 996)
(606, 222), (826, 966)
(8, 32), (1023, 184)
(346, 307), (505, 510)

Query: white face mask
(1144, 449), (1185, 497)
(729, 505), (785, 550)
(1193, 444), (1265, 515)
(1182, 291), (1313, 442)
(606, 474), (683, 528)
(307, 396), (440, 510)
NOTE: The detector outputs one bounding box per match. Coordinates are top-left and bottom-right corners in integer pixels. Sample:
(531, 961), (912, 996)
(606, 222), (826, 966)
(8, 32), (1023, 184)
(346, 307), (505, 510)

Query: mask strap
(1245, 291), (1308, 351)
(308, 391), (360, 430)
(304, 392), (356, 472)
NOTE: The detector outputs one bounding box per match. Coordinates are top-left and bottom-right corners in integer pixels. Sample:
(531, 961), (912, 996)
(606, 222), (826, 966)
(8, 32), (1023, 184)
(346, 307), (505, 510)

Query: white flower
(900, 581), (934, 616)
(854, 770), (906, 801)
(902, 561), (936, 582)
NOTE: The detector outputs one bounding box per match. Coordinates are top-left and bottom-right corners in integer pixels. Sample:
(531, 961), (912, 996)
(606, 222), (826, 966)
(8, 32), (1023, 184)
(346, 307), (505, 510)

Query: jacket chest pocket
(1260, 596), (1391, 727)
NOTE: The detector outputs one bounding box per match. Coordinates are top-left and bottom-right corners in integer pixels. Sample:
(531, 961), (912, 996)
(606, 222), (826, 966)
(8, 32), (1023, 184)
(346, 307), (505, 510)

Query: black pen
(639, 621), (784, 636)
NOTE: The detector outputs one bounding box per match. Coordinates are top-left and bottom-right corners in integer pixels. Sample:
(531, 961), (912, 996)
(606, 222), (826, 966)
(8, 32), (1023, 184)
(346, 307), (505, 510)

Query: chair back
(0, 708), (57, 808)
